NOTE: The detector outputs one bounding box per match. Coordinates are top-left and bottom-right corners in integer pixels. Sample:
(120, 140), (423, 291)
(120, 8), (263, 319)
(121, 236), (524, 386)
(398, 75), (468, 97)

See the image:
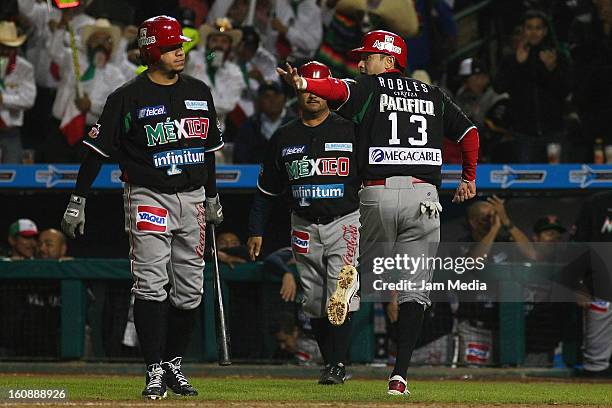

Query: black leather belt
(298, 212), (351, 225)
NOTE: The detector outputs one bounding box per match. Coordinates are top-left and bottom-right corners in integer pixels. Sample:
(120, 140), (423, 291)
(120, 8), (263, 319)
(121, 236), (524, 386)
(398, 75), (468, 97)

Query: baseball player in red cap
(278, 30), (479, 395)
(248, 61), (360, 385)
(61, 16), (224, 399)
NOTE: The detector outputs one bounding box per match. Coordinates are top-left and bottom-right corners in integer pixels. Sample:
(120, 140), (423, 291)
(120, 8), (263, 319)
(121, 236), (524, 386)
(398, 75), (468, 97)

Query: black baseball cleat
(162, 357), (198, 396)
(318, 364), (332, 384)
(319, 363), (346, 385)
(142, 363), (167, 400)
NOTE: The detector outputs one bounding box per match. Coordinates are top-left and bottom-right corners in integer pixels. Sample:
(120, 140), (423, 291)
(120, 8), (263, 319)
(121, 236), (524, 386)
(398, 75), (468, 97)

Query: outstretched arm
(277, 62), (349, 102)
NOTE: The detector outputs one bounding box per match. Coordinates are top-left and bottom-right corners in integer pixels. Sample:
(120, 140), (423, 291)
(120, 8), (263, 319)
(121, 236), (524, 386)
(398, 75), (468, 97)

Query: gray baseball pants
(291, 210), (360, 318)
(583, 300), (612, 372)
(123, 183), (206, 310)
(358, 176), (440, 306)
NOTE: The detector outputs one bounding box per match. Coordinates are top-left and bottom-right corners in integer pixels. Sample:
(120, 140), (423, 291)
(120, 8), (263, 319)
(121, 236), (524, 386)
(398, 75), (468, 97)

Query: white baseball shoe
(327, 265), (359, 326)
(387, 374), (410, 396)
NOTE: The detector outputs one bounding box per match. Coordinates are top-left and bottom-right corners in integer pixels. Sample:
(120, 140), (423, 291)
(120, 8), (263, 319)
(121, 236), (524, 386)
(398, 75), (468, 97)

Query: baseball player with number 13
(278, 30), (479, 396)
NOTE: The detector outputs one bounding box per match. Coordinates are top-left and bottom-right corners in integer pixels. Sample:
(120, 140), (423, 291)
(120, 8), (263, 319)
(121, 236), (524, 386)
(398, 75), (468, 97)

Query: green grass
(0, 375), (611, 405)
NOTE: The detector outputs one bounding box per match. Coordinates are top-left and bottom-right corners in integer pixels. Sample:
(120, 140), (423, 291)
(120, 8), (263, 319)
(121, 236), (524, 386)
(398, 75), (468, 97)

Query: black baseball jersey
(572, 191), (612, 242)
(258, 113), (360, 218)
(333, 71), (475, 186)
(83, 73), (223, 193)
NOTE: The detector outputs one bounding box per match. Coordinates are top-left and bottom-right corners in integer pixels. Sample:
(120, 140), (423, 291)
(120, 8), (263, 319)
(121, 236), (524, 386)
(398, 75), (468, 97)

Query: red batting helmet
(350, 30), (407, 69)
(298, 61), (332, 79)
(138, 15), (191, 64)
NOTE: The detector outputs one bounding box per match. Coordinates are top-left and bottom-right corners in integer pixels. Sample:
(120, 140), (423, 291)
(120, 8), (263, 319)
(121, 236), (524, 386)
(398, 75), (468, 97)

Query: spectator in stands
(44, 18), (126, 163)
(493, 9), (571, 163)
(316, 0), (418, 78)
(406, 0), (458, 81)
(454, 58), (502, 131)
(450, 198), (534, 366)
(205, 0), (248, 26)
(232, 26), (279, 125)
(272, 311), (322, 365)
(6, 218), (38, 260)
(571, 0), (612, 163)
(185, 18), (246, 136)
(449, 57), (510, 164)
(257, 0), (323, 62)
(37, 228), (70, 260)
(109, 24), (140, 80)
(263, 247), (298, 302)
(216, 231), (249, 269)
(233, 81), (294, 164)
(17, 0), (62, 154)
(0, 21), (36, 163)
(533, 215), (566, 243)
(464, 196), (536, 262)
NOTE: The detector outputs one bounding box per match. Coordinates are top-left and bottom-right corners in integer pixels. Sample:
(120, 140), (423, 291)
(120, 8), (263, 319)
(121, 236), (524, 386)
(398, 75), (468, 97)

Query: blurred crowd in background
(0, 0), (612, 165)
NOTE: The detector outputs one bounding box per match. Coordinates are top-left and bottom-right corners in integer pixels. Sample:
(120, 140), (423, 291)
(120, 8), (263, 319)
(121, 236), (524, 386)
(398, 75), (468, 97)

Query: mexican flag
(60, 66), (94, 146)
(59, 99), (86, 146)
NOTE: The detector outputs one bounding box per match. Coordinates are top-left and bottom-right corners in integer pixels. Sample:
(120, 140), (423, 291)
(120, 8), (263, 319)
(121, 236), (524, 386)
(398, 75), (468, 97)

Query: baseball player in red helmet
(61, 16), (224, 399)
(248, 61), (360, 384)
(278, 30), (479, 395)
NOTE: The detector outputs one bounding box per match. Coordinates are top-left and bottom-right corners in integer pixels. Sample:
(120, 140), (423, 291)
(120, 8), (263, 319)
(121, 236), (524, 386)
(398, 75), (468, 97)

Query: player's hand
(452, 180), (476, 203)
(205, 194), (223, 226)
(276, 62), (306, 91)
(247, 236), (263, 261)
(61, 194), (86, 239)
(280, 272), (297, 302)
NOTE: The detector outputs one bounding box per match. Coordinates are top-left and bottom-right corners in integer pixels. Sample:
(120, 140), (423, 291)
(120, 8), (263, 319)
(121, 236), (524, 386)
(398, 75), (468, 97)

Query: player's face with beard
(158, 44), (186, 74)
(298, 91), (328, 115)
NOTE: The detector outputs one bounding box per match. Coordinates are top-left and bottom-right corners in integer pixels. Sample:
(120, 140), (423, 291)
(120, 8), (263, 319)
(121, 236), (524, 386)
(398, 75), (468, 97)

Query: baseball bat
(209, 224), (232, 365)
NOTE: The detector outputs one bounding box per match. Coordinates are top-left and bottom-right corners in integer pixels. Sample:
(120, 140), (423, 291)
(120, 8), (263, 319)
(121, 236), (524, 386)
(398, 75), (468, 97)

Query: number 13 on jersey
(388, 113), (428, 146)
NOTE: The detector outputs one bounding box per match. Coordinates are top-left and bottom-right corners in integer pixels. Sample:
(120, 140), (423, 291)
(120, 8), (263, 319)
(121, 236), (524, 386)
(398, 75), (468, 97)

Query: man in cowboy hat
(44, 18), (125, 162)
(185, 17), (246, 136)
(0, 21), (36, 163)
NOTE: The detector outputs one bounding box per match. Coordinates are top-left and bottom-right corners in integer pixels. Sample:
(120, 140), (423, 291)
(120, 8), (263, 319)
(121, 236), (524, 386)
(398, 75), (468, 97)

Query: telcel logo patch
(282, 145), (307, 157)
(136, 205), (168, 232)
(137, 105), (167, 119)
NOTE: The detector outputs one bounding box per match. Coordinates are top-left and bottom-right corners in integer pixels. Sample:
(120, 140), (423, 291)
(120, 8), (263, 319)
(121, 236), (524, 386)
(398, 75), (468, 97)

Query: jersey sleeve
(333, 75), (376, 124)
(439, 87), (476, 143)
(257, 131), (285, 196)
(204, 86), (224, 153)
(82, 91), (124, 158)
